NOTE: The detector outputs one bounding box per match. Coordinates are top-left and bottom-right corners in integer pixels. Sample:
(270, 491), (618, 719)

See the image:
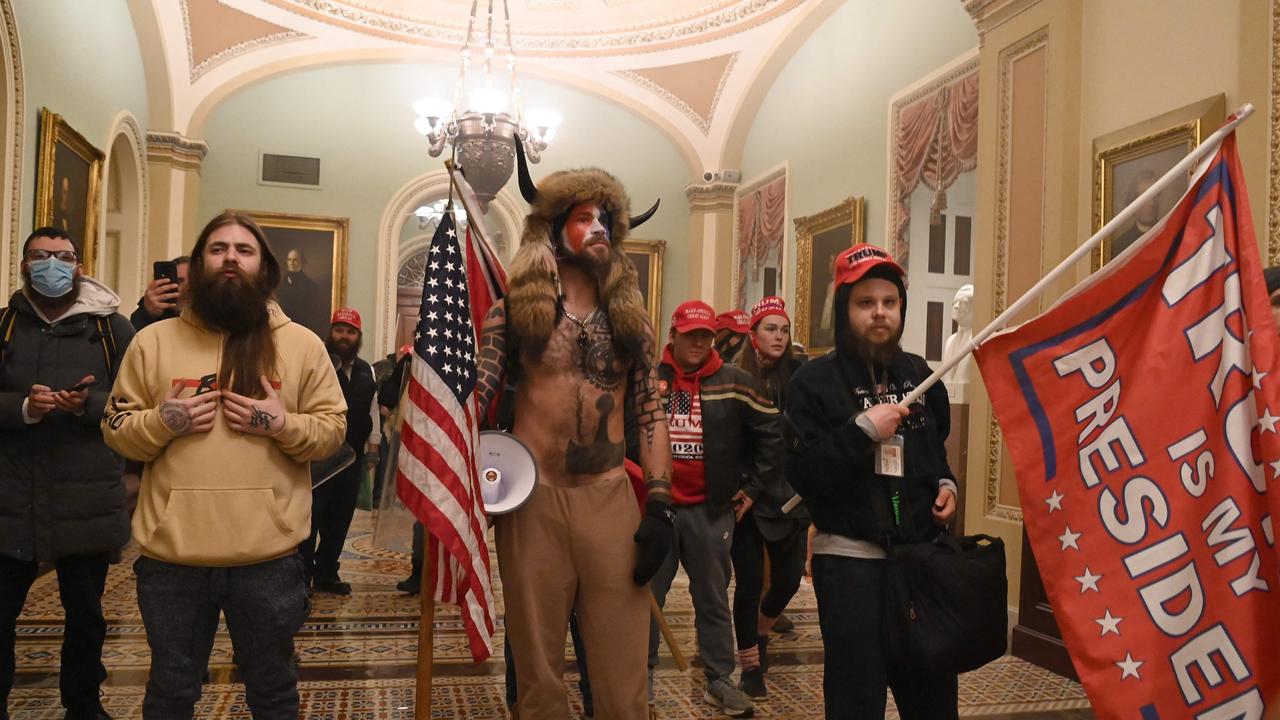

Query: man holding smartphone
(130, 255), (189, 331)
(0, 227), (135, 720)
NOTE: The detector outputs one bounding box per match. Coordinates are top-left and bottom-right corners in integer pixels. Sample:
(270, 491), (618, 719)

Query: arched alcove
(100, 111), (148, 303)
(373, 168), (523, 354)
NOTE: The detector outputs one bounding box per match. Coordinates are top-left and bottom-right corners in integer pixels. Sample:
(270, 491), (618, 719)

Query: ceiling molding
(183, 0), (310, 82)
(617, 53), (737, 135)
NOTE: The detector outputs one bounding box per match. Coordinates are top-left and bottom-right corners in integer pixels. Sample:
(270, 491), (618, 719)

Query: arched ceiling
(132, 0), (840, 174)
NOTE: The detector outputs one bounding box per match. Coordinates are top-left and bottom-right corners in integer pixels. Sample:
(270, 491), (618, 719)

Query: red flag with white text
(974, 133), (1280, 719)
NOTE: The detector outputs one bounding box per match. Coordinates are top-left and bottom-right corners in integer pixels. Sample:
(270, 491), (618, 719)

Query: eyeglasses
(25, 249), (78, 263)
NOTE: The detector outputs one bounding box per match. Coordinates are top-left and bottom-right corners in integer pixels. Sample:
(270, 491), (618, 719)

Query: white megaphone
(477, 430), (539, 515)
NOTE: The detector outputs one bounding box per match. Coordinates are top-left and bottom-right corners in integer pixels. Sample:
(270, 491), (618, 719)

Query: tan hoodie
(102, 303), (347, 566)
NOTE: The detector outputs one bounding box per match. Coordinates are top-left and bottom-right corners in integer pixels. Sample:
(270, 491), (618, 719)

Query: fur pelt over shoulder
(507, 167), (653, 366)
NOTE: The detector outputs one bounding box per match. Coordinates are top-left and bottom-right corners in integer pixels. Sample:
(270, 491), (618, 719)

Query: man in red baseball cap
(302, 307), (381, 595)
(645, 299), (783, 717)
(713, 309), (751, 363)
(785, 243), (959, 719)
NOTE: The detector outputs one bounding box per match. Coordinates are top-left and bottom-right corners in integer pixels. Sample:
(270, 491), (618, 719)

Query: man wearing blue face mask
(0, 227), (134, 720)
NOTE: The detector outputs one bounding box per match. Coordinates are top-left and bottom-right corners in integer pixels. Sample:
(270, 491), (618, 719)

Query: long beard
(24, 275), (82, 317)
(189, 266), (270, 335)
(840, 329), (902, 369)
(326, 335), (361, 363)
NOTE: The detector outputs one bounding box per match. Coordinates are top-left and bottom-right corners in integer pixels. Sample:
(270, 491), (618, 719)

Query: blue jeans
(135, 553), (310, 720)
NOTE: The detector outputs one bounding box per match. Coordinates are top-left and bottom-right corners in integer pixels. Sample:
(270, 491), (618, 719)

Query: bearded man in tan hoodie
(103, 211), (346, 720)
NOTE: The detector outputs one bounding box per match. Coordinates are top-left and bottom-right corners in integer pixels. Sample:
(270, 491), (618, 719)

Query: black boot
(396, 575), (421, 594)
(739, 665), (767, 700)
(313, 573), (352, 595)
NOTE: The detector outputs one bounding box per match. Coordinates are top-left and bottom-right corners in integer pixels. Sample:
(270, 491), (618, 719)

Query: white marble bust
(942, 284), (975, 403)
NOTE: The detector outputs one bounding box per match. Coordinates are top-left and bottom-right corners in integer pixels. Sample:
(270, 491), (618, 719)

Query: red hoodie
(661, 345), (724, 505)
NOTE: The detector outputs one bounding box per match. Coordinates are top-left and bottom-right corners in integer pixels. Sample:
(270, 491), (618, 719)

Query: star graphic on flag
(1259, 408), (1279, 433)
(1058, 526), (1081, 551)
(426, 311), (438, 321)
(1074, 567), (1101, 593)
(1045, 490), (1064, 513)
(427, 277), (438, 287)
(414, 331), (421, 341)
(1095, 609), (1122, 636)
(426, 344), (438, 355)
(1115, 653), (1143, 680)
(446, 227), (456, 238)
(1270, 459), (1280, 481)
(1254, 370), (1269, 389)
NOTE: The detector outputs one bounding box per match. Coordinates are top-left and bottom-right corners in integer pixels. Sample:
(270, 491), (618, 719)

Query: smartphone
(65, 380), (92, 393)
(153, 260), (180, 285)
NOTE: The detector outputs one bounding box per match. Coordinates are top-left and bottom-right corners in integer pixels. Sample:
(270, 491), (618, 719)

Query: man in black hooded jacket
(785, 243), (958, 720)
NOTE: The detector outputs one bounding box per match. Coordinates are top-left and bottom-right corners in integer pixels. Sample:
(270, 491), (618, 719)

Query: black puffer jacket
(785, 349), (954, 546)
(0, 280), (135, 562)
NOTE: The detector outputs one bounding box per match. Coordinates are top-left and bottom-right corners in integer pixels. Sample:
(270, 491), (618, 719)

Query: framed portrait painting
(236, 209), (349, 339)
(1092, 94), (1224, 268)
(794, 197), (866, 355)
(34, 108), (104, 272)
(623, 238), (665, 334)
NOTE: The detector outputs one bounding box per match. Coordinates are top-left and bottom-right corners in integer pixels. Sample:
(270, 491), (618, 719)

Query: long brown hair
(188, 211), (282, 397)
(737, 334), (802, 408)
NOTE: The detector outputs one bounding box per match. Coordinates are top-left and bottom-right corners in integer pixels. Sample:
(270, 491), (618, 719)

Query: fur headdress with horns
(507, 136), (660, 365)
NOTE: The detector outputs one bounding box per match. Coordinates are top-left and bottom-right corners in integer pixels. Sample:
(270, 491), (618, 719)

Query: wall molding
(1, 0), (22, 296)
(982, 25), (1048, 525)
(146, 130), (209, 173)
(104, 112), (150, 295)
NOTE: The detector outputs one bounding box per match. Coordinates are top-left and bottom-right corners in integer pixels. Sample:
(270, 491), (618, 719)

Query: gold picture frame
(793, 197), (866, 355)
(34, 108), (104, 273)
(1092, 94), (1224, 269)
(236, 209), (350, 339)
(623, 238), (665, 333)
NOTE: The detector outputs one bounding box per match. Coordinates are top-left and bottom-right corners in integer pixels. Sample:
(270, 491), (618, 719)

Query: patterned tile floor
(9, 511), (1094, 718)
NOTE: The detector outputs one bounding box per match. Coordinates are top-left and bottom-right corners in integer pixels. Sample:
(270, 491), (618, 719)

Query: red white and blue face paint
(560, 202), (610, 255)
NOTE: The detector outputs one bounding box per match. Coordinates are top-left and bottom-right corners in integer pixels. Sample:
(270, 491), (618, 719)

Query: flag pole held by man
(960, 106), (1279, 717)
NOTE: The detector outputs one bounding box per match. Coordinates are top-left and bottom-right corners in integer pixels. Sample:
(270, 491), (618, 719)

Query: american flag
(396, 209), (496, 663)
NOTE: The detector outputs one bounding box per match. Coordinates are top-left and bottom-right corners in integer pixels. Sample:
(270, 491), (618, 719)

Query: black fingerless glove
(632, 499), (675, 585)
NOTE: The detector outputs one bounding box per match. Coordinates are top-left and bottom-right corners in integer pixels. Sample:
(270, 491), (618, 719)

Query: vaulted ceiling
(131, 0), (846, 172)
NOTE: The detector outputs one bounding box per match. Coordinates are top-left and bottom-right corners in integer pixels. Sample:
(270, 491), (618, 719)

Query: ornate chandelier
(414, 0), (562, 214)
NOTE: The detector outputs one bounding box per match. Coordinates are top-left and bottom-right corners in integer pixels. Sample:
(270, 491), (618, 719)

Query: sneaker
(396, 575), (421, 594)
(771, 612), (795, 635)
(738, 666), (767, 700)
(313, 575), (352, 595)
(703, 677), (754, 717)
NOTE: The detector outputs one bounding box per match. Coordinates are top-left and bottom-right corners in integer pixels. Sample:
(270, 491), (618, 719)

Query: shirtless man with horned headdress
(474, 139), (672, 719)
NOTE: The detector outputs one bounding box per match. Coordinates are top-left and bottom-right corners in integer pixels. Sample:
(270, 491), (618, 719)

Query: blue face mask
(27, 257), (76, 298)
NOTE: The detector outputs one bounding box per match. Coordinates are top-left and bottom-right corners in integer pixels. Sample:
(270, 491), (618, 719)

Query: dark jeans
(505, 612), (592, 712)
(135, 553), (310, 720)
(301, 462), (362, 579)
(1, 552), (110, 716)
(409, 521), (424, 580)
(812, 554), (958, 720)
(729, 515), (806, 649)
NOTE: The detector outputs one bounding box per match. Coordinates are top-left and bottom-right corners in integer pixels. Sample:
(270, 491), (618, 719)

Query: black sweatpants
(729, 514), (805, 649)
(302, 462), (362, 579)
(811, 554), (958, 720)
(135, 553), (310, 720)
(0, 552), (110, 717)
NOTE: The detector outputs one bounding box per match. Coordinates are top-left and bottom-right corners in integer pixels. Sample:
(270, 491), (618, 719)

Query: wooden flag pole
(649, 593), (688, 672)
(415, 552), (435, 719)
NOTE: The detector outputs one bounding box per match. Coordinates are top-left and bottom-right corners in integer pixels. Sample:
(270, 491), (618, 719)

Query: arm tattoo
(159, 401), (192, 434)
(475, 304), (507, 411)
(645, 472), (672, 503)
(630, 365), (665, 453)
(249, 406), (278, 431)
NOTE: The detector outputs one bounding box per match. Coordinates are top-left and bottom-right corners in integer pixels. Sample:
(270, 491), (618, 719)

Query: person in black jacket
(786, 243), (958, 720)
(130, 255), (189, 331)
(731, 295), (809, 699)
(301, 307), (379, 595)
(0, 228), (134, 720)
(646, 300), (781, 717)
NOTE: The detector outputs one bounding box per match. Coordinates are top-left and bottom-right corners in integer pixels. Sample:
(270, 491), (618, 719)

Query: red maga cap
(330, 307), (362, 330)
(749, 295), (789, 330)
(833, 243), (904, 289)
(671, 300), (718, 333)
(715, 309), (751, 334)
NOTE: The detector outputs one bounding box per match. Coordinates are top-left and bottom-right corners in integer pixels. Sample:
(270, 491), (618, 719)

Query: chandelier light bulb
(525, 108), (563, 131)
(413, 97), (453, 122)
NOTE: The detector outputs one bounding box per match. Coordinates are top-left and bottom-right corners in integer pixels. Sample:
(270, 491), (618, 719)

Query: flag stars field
(1095, 610), (1122, 636)
(1258, 407), (1278, 433)
(1073, 567), (1101, 593)
(1115, 653), (1143, 680)
(1058, 526), (1081, 551)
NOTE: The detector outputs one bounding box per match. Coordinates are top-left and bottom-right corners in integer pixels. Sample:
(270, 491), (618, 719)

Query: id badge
(874, 434), (904, 477)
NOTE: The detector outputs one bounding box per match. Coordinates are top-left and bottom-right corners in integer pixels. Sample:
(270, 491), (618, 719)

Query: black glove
(632, 499), (675, 585)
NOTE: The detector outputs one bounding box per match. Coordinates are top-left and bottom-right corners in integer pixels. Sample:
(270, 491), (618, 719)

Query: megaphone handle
(649, 591), (688, 672)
